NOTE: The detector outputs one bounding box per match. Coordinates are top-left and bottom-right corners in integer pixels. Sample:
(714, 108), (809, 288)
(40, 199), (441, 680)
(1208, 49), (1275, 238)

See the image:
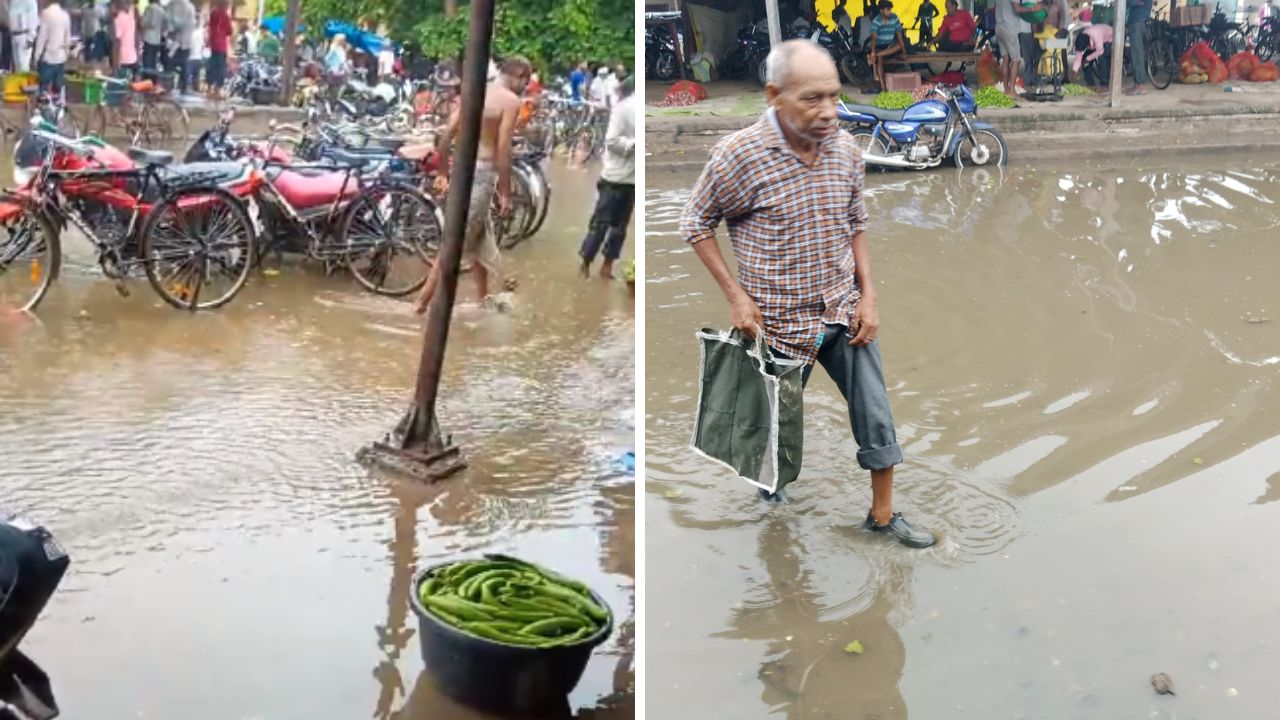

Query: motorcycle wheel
(847, 128), (891, 171)
(722, 48), (751, 80)
(953, 128), (1007, 168)
(756, 54), (769, 86)
(840, 54), (875, 87)
(654, 51), (679, 81)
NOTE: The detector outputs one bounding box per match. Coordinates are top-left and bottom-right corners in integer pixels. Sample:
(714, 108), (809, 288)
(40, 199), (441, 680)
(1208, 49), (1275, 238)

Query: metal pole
(279, 0), (301, 104)
(1109, 0), (1129, 107)
(410, 0), (495, 439)
(766, 0), (783, 46)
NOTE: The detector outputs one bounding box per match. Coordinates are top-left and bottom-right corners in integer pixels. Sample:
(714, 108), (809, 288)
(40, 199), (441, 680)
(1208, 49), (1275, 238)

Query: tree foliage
(264, 0), (633, 76)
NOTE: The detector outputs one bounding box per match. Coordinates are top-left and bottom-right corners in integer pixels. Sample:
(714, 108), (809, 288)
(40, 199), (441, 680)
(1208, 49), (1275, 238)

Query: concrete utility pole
(1109, 0), (1129, 107)
(359, 0), (497, 481)
(278, 0), (301, 104)
(765, 0), (783, 46)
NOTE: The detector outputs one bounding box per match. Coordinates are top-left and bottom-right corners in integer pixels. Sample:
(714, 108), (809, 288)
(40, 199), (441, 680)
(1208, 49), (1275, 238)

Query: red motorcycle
(0, 124), (260, 313)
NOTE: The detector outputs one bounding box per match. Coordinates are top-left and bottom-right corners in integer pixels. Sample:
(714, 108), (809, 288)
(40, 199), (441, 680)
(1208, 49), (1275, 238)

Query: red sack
(1187, 40), (1218, 70)
(1207, 54), (1229, 83)
(936, 70), (967, 87)
(977, 48), (999, 87)
(669, 80), (708, 101)
(1249, 62), (1280, 81)
(1227, 51), (1260, 80)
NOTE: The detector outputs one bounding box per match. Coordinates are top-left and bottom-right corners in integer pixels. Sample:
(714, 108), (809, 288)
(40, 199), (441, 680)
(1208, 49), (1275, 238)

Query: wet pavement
(0, 159), (635, 719)
(645, 155), (1280, 718)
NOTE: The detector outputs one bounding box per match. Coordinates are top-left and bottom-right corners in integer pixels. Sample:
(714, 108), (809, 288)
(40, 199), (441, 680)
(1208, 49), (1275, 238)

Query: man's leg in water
(579, 179), (614, 277)
(599, 182), (635, 279)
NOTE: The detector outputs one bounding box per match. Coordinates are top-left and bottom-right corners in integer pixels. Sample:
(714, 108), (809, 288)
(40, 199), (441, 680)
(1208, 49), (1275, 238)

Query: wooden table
(874, 50), (985, 84)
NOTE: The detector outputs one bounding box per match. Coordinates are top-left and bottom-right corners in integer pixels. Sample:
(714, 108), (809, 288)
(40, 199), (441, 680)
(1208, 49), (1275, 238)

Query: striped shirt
(869, 14), (904, 48)
(681, 108), (868, 366)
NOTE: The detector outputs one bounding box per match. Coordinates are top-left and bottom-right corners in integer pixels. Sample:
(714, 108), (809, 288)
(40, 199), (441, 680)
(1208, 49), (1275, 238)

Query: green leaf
(844, 640), (865, 655)
(1193, 457), (1204, 465)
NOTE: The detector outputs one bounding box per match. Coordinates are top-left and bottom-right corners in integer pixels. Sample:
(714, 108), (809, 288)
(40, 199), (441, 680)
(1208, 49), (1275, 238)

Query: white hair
(764, 39), (822, 87)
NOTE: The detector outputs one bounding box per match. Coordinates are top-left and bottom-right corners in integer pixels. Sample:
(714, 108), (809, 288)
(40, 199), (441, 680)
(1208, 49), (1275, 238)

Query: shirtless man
(414, 56), (531, 314)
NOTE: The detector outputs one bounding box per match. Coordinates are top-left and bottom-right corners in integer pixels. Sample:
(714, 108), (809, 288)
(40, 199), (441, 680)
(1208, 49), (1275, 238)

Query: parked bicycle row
(0, 102), (555, 315)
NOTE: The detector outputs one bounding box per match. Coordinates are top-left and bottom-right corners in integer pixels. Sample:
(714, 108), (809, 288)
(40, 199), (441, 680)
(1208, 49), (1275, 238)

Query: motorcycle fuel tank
(901, 100), (950, 123)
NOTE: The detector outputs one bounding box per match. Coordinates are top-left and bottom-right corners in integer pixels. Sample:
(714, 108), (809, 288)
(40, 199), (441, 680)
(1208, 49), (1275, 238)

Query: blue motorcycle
(837, 85), (1008, 170)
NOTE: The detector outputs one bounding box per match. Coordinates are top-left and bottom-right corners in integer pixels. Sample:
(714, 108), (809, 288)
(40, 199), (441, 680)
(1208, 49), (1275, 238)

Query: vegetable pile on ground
(1226, 51), (1280, 81)
(621, 258), (636, 283)
(974, 85), (1016, 108)
(1061, 83), (1094, 96)
(871, 91), (915, 110)
(911, 82), (938, 102)
(660, 80), (708, 107)
(1179, 40), (1228, 84)
(418, 555), (609, 648)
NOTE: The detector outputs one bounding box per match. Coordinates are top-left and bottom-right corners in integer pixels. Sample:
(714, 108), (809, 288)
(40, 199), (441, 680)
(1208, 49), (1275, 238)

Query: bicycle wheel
(494, 173), (535, 250)
(140, 186), (256, 311)
(0, 201), (59, 313)
(153, 98), (191, 141)
(1212, 27), (1246, 61)
(340, 184), (441, 296)
(1257, 28), (1278, 62)
(522, 162), (551, 238)
(1147, 33), (1176, 89)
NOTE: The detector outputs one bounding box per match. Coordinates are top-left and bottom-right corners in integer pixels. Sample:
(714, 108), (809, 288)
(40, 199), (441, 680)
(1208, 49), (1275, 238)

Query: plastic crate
(885, 72), (922, 92)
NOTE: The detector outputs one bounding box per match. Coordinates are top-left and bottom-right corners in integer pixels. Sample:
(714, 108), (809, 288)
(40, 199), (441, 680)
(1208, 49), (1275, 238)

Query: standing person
(414, 57), (533, 314)
(112, 0), (138, 76)
(995, 0), (1029, 97)
(866, 0), (905, 89)
(166, 0), (194, 92)
(569, 59), (588, 102)
(257, 25), (279, 63)
(680, 40), (936, 547)
(578, 76), (634, 280)
(9, 0), (37, 72)
(204, 0), (230, 95)
(931, 0), (977, 50)
(323, 33), (349, 98)
(1016, 0), (1046, 88)
(33, 0), (71, 93)
(185, 3), (205, 93)
(913, 0), (939, 44)
(1124, 0), (1152, 95)
(588, 65), (608, 105)
(140, 0), (166, 73)
(600, 65), (619, 106)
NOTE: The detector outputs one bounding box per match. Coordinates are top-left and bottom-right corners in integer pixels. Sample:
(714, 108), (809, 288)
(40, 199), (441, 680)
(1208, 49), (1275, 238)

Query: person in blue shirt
(569, 60), (589, 102)
(866, 0), (905, 89)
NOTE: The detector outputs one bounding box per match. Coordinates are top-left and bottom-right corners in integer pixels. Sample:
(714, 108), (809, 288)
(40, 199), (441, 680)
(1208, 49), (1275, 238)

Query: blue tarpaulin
(260, 16), (307, 34)
(323, 21), (390, 54)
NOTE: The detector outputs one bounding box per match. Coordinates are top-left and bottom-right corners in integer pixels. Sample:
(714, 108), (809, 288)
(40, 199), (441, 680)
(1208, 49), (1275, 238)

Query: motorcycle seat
(272, 168), (360, 209)
(839, 103), (906, 123)
(158, 162), (249, 187)
(128, 147), (174, 167)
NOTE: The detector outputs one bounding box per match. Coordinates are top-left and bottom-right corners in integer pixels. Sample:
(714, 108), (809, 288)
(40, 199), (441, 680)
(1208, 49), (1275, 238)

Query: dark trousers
(36, 61), (64, 93)
(185, 58), (203, 91)
(579, 179), (634, 263)
(170, 48), (190, 92)
(0, 25), (11, 72)
(1128, 20), (1149, 84)
(142, 42), (162, 71)
(207, 51), (227, 88)
(1083, 44), (1111, 86)
(938, 38), (973, 51)
(1019, 31), (1040, 84)
(793, 325), (903, 471)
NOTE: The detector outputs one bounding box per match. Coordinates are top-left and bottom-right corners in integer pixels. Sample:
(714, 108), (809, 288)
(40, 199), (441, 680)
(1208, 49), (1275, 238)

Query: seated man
(867, 0), (906, 87)
(1072, 22), (1112, 89)
(932, 0), (977, 51)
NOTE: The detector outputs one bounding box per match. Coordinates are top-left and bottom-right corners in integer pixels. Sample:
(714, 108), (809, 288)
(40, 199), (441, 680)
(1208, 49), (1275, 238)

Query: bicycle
(1253, 16), (1280, 61)
(491, 142), (552, 251)
(1142, 16), (1178, 89)
(87, 73), (191, 146)
(0, 124), (258, 312)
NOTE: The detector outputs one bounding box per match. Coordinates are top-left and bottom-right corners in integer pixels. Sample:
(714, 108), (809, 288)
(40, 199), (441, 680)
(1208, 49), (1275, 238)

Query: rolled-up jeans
(1128, 20), (1149, 84)
(775, 324), (904, 472)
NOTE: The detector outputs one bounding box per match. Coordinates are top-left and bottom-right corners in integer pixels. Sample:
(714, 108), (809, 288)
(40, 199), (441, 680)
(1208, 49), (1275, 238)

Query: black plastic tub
(409, 561), (614, 716)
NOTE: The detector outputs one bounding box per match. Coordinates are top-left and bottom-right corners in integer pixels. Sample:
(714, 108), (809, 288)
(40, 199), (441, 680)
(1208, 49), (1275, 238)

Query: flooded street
(645, 155), (1280, 718)
(0, 159), (635, 719)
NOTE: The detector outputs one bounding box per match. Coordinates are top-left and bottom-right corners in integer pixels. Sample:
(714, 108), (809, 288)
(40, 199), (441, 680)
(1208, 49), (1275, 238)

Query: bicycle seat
(127, 147), (174, 167)
(131, 80), (156, 93)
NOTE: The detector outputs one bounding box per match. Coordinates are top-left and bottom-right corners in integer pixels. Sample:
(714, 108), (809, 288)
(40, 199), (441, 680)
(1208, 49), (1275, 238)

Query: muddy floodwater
(646, 156), (1280, 718)
(0, 159), (634, 719)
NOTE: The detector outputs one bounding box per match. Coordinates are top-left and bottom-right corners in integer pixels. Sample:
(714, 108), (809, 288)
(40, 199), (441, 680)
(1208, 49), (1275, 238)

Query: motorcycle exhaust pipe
(862, 152), (927, 170)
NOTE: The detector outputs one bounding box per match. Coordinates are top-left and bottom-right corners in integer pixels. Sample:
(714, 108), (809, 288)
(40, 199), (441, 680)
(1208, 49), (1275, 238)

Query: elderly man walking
(680, 39), (935, 548)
